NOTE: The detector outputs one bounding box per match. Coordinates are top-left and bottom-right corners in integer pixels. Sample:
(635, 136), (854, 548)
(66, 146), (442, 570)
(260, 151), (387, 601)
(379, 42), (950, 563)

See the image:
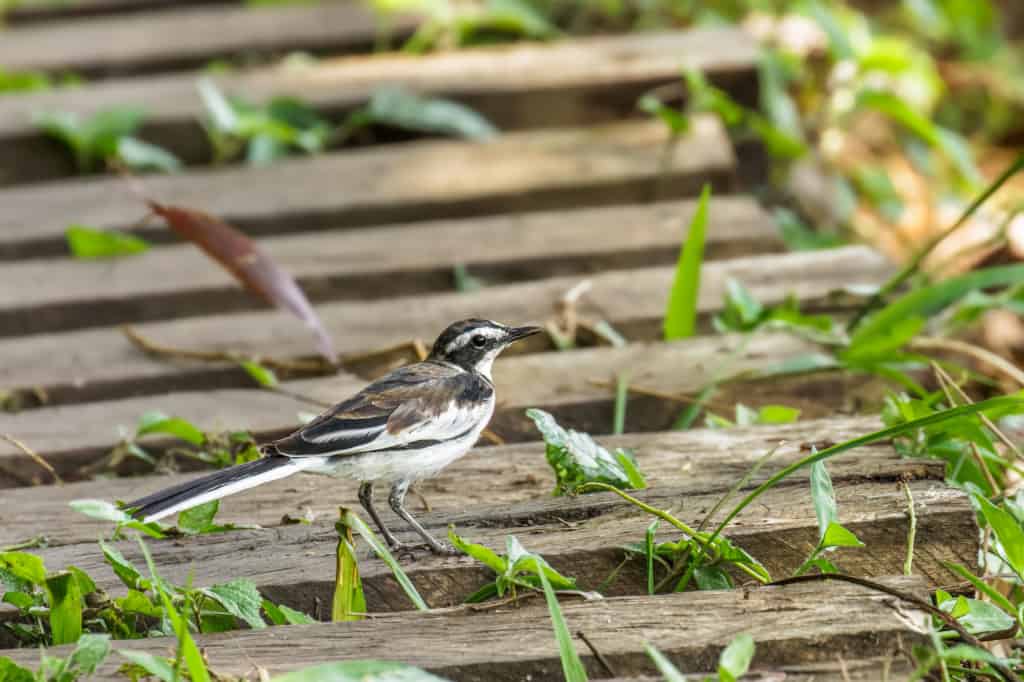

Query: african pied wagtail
(127, 319), (541, 555)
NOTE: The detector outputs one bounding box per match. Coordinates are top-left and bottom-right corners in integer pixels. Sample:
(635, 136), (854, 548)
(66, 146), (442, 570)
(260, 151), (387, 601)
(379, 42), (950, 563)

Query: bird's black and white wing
(268, 362), (494, 459)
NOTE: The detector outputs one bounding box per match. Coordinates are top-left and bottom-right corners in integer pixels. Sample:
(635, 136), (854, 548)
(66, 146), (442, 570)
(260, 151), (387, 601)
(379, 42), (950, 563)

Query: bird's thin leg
(388, 481), (458, 556)
(358, 481), (401, 548)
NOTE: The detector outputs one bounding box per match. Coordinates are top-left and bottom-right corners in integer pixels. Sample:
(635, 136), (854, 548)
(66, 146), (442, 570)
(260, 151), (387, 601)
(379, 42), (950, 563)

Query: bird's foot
(387, 539), (460, 560)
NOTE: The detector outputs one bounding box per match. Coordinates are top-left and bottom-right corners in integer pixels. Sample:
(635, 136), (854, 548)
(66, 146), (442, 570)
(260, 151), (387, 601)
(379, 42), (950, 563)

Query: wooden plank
(0, 414), (923, 548)
(0, 2), (406, 77)
(607, 658), (913, 682)
(5, 0), (230, 24)
(0, 246), (890, 406)
(0, 198), (782, 336)
(0, 117), (733, 256)
(0, 576), (930, 679)
(4, 473), (967, 611)
(0, 30), (757, 186)
(0, 332), (898, 487)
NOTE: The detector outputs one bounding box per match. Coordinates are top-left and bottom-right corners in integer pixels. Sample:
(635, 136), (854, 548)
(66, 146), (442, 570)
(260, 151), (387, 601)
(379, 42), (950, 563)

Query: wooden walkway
(0, 3), (961, 679)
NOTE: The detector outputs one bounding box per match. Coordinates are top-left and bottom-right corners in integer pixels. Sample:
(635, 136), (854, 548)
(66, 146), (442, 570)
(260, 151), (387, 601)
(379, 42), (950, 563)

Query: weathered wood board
(0, 2), (406, 76)
(0, 577), (933, 680)
(0, 332), (897, 485)
(5, 0), (230, 24)
(0, 246), (890, 406)
(0, 118), (733, 256)
(0, 30), (757, 185)
(0, 198), (781, 335)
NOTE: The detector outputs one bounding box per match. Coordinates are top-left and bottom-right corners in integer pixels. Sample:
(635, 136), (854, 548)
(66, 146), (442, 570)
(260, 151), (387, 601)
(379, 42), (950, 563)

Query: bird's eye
(471, 334), (487, 348)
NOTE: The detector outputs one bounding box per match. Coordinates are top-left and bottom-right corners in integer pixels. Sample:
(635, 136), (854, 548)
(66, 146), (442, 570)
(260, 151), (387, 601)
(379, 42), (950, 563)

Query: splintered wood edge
(0, 576), (930, 679)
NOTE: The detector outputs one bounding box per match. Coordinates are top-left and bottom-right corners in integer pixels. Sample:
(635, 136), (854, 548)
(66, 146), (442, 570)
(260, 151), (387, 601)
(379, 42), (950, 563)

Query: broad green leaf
(116, 137), (182, 173)
(271, 661), (451, 682)
(809, 461), (838, 541)
(972, 492), (1024, 580)
(201, 579), (267, 630)
(0, 553), (45, 586)
(504, 536), (577, 591)
(68, 565), (96, 596)
(177, 501), (220, 534)
(261, 599), (316, 626)
(2, 592), (34, 610)
(340, 510), (427, 611)
(69, 499), (167, 539)
(117, 651), (175, 682)
(717, 633), (755, 682)
(664, 184), (711, 340)
(136, 411), (205, 445)
(527, 408), (646, 495)
(0, 658), (34, 682)
(363, 86), (498, 140)
(118, 589), (161, 618)
(821, 522), (864, 549)
(941, 561), (1015, 614)
(66, 634), (112, 676)
(693, 565), (732, 591)
(45, 571), (83, 645)
(65, 225), (150, 259)
(757, 405), (801, 425)
(644, 644), (688, 682)
(938, 596), (1015, 635)
(241, 360), (279, 387)
(448, 528), (506, 574)
(197, 78), (239, 133)
(537, 568), (587, 682)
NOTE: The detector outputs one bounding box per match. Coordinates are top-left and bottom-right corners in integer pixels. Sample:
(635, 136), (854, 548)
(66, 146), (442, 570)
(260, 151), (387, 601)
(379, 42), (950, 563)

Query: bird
(126, 319), (541, 555)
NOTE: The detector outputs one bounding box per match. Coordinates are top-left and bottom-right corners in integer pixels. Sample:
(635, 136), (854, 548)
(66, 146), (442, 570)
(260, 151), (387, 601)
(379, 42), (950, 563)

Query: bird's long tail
(126, 456), (302, 523)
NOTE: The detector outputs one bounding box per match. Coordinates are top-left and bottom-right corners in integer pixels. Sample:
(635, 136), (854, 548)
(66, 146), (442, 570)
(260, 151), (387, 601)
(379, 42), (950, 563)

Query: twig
(1, 536), (48, 552)
(768, 574), (1022, 682)
(913, 336), (1024, 389)
(122, 325), (331, 373)
(1, 434), (61, 485)
(576, 630), (617, 677)
(902, 482), (916, 577)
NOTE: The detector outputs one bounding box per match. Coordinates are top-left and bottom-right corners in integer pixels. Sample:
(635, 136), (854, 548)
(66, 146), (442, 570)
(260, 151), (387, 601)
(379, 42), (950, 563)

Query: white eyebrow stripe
(444, 326), (504, 354)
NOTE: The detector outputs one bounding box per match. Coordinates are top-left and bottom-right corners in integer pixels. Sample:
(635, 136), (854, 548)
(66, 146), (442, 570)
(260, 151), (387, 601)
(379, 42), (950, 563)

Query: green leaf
(664, 184), (711, 340)
(938, 595), (1015, 635)
(331, 523), (366, 623)
(972, 492), (1024, 580)
(448, 528), (507, 574)
(693, 565), (732, 591)
(118, 589), (161, 618)
(821, 522), (864, 549)
(197, 78), (240, 134)
(271, 661), (451, 682)
(362, 86), (498, 140)
(200, 579), (267, 630)
(340, 510), (427, 611)
(644, 644), (688, 682)
(136, 411), (205, 445)
(0, 658), (34, 682)
(261, 599), (316, 626)
(116, 137), (182, 173)
(69, 499), (167, 539)
(0, 552), (46, 585)
(504, 536), (577, 591)
(941, 561), (1015, 614)
(67, 634), (112, 676)
(65, 225), (150, 259)
(809, 461), (838, 541)
(757, 405), (801, 425)
(177, 501), (220, 534)
(2, 592), (34, 610)
(117, 651), (176, 682)
(68, 565), (96, 596)
(527, 408), (646, 495)
(638, 95), (690, 134)
(717, 633), (755, 682)
(537, 568), (587, 682)
(45, 571), (83, 645)
(239, 360), (279, 387)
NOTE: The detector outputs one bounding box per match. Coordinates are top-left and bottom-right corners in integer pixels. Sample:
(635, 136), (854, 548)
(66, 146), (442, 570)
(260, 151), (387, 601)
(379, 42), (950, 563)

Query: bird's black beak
(506, 325), (542, 342)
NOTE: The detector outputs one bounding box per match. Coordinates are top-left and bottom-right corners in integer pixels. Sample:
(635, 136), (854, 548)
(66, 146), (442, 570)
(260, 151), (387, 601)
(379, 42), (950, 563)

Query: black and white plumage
(126, 319), (540, 554)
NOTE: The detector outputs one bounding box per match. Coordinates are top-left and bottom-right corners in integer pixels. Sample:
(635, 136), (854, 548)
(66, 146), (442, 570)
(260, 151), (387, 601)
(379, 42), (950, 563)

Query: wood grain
(0, 246), (890, 407)
(0, 198), (780, 336)
(0, 30), (756, 185)
(0, 118), (733, 256)
(0, 576), (930, 680)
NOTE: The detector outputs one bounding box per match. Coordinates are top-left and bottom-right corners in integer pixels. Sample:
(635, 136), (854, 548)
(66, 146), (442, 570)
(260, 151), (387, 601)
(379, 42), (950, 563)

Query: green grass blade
(644, 643), (687, 681)
(847, 151), (1024, 332)
(44, 571), (82, 645)
(340, 509), (428, 611)
(612, 371), (629, 435)
(332, 518), (367, 622)
(705, 395), (1024, 563)
(537, 568), (588, 682)
(663, 184), (711, 340)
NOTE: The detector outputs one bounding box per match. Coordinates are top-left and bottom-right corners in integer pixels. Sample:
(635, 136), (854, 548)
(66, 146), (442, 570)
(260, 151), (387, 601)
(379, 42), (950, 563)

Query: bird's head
(429, 318), (541, 377)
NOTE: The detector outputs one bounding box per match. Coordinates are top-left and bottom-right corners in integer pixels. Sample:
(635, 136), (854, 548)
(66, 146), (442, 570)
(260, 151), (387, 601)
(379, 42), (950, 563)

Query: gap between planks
(0, 332), (903, 487)
(0, 198), (781, 336)
(0, 577), (931, 680)
(0, 117), (733, 255)
(0, 30), (757, 185)
(0, 245), (892, 409)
